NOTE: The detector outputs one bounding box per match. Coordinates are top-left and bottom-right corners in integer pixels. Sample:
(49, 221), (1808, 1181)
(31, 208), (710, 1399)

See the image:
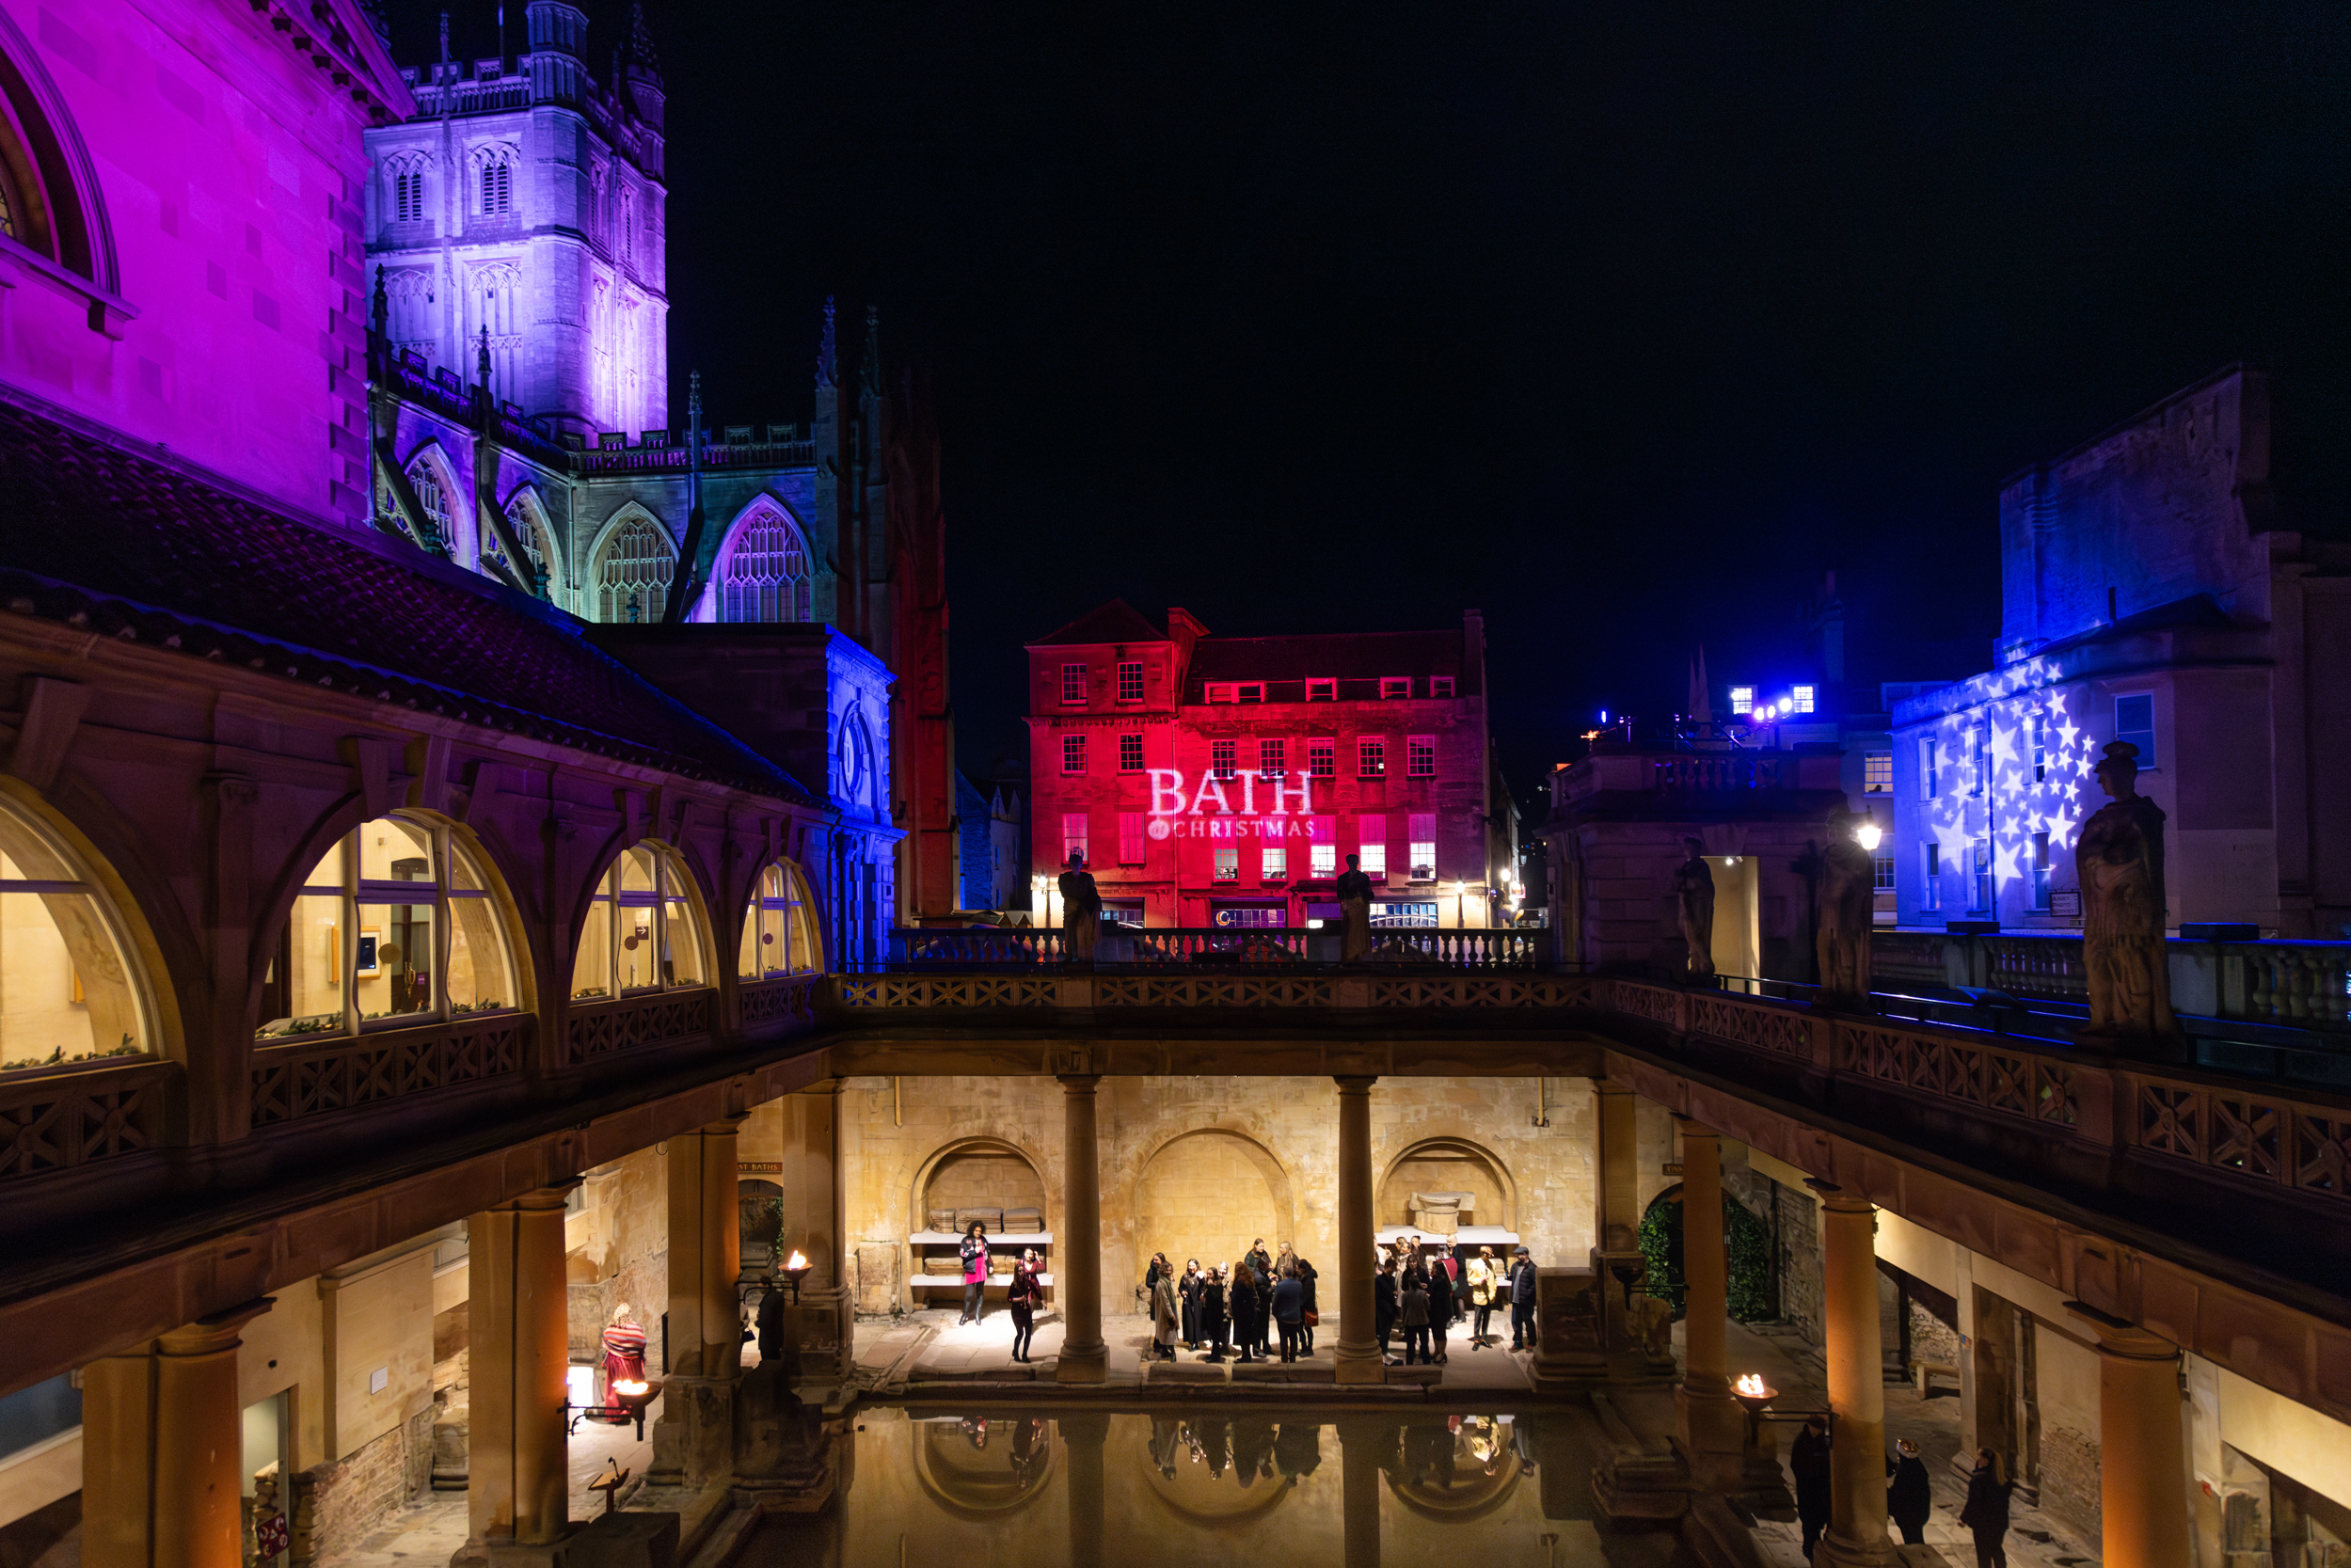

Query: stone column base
(1673, 1386), (1746, 1491)
(1812, 1528), (1904, 1567)
(1332, 1344), (1387, 1385)
(1054, 1346), (1108, 1384)
(647, 1374), (737, 1490)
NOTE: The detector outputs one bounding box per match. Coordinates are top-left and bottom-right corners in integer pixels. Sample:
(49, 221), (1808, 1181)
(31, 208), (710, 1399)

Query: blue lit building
(1890, 365), (2351, 936)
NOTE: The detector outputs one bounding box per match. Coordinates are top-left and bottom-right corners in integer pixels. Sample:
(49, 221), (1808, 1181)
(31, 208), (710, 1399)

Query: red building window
(1119, 733), (1143, 771)
(1262, 845), (1287, 880)
(1309, 738), (1335, 777)
(1358, 814), (1388, 878)
(1206, 683), (1236, 703)
(1211, 739), (1236, 779)
(1407, 736), (1436, 777)
(1062, 813), (1089, 864)
(1310, 815), (1336, 876)
(1062, 734), (1088, 774)
(1260, 738), (1286, 778)
(1307, 678), (1335, 702)
(1407, 814), (1436, 880)
(1117, 661), (1143, 702)
(1236, 683), (1265, 703)
(1061, 663), (1087, 705)
(1119, 812), (1145, 864)
(1214, 847), (1238, 881)
(1358, 738), (1386, 778)
(1379, 677), (1411, 700)
(1432, 676), (1454, 698)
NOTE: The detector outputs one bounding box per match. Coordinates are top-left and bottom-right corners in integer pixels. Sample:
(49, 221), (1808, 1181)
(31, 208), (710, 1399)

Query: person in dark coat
(1230, 1265), (1263, 1363)
(1200, 1266), (1231, 1361)
(1271, 1266), (1306, 1361)
(1295, 1257), (1319, 1353)
(1180, 1259), (1203, 1349)
(1507, 1244), (1540, 1350)
(1374, 1259), (1399, 1363)
(1243, 1241), (1275, 1354)
(1887, 1436), (1933, 1544)
(1958, 1447), (2014, 1567)
(1008, 1249), (1043, 1363)
(1789, 1415), (1833, 1559)
(1424, 1248), (1461, 1364)
(1399, 1272), (1433, 1365)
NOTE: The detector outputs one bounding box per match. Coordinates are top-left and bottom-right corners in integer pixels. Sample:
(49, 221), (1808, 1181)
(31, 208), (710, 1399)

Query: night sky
(388, 2), (2351, 812)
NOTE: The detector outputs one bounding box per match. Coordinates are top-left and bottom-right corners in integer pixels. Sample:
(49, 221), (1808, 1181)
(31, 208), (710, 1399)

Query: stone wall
(822, 1074), (1608, 1319)
(1773, 1180), (1824, 1344)
(1909, 1299), (1962, 1367)
(567, 1147), (668, 1363)
(2040, 1420), (2102, 1546)
(288, 1410), (430, 1565)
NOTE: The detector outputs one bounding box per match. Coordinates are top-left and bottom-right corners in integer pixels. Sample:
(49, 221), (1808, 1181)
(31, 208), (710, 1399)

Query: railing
(881, 926), (1540, 971)
(1868, 930), (2351, 1032)
(1648, 756), (1783, 793)
(0, 1058), (172, 1182)
(574, 438), (816, 475)
(249, 1012), (524, 1128)
(565, 988), (715, 1064)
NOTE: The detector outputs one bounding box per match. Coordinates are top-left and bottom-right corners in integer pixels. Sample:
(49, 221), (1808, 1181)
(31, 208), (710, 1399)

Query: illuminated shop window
(1730, 686), (1754, 716)
(1309, 739), (1335, 778)
(1309, 816), (1336, 877)
(1864, 752), (1892, 793)
(1214, 847), (1238, 882)
(1792, 685), (1816, 714)
(1117, 661), (1143, 702)
(1060, 663), (1088, 705)
(1358, 815), (1387, 878)
(263, 815), (519, 1037)
(1118, 734), (1143, 772)
(1358, 738), (1386, 778)
(1118, 813), (1145, 865)
(738, 861), (821, 979)
(1061, 814), (1088, 864)
(2030, 712), (2047, 783)
(1262, 846), (1287, 880)
(1918, 736), (1939, 799)
(1431, 676), (1454, 698)
(1407, 736), (1436, 778)
(0, 799), (154, 1073)
(1873, 856), (1895, 891)
(1970, 838), (1993, 911)
(1407, 814), (1437, 881)
(1211, 740), (1236, 780)
(2115, 693), (2156, 768)
(1061, 734), (1088, 774)
(1260, 738), (1286, 779)
(571, 844), (706, 1002)
(1379, 677), (1411, 700)
(2031, 832), (2052, 911)
(1307, 679), (1336, 702)
(1920, 843), (1942, 911)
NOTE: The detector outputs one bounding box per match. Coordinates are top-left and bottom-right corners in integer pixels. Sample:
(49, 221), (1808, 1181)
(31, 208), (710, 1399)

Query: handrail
(879, 926), (1542, 972)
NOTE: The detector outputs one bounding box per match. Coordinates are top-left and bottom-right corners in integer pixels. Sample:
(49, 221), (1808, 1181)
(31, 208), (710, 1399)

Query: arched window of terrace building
(257, 815), (519, 1039)
(572, 844), (707, 1001)
(739, 861), (823, 979)
(0, 795), (156, 1074)
(0, 37), (104, 282)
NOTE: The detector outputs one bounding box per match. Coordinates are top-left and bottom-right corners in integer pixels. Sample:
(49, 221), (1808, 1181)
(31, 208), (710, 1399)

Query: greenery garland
(1638, 1192), (1776, 1323)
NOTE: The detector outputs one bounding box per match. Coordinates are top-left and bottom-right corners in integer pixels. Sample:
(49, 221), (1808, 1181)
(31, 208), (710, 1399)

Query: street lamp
(1856, 822), (1883, 851)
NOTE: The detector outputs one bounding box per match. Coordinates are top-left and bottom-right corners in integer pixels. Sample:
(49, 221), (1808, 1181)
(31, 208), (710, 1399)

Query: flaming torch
(783, 1249), (812, 1305)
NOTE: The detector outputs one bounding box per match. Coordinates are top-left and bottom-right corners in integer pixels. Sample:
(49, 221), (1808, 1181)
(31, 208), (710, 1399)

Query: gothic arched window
(404, 454), (454, 550)
(501, 490), (553, 589)
(0, 795), (155, 1071)
(594, 514), (673, 623)
(0, 42), (94, 277)
(480, 152), (513, 215)
(718, 509), (811, 624)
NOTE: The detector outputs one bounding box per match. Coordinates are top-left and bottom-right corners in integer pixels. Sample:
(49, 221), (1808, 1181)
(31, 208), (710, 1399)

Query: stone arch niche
(1377, 1136), (1517, 1236)
(739, 1178), (783, 1275)
(1131, 1128), (1296, 1280)
(912, 1136), (1049, 1237)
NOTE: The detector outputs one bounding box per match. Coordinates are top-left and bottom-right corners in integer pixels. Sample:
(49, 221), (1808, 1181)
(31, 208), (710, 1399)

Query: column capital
(1056, 1072), (1101, 1092)
(2064, 1302), (2181, 1362)
(702, 1113), (750, 1135)
(1332, 1073), (1377, 1093)
(156, 1297), (275, 1357)
(1673, 1114), (1719, 1139)
(491, 1180), (581, 1213)
(796, 1077), (846, 1099)
(1805, 1178), (1875, 1215)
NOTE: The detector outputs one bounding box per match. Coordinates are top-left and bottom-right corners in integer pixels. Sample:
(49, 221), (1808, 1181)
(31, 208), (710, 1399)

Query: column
(1061, 1412), (1108, 1568)
(2068, 1304), (2194, 1568)
(466, 1183), (575, 1547)
(1056, 1074), (1107, 1383)
(1333, 1075), (1385, 1384)
(1594, 1078), (1644, 1353)
(1675, 1117), (1741, 1476)
(82, 1300), (274, 1568)
(793, 1084), (851, 1375)
(1337, 1418), (1386, 1568)
(651, 1117), (744, 1487)
(1813, 1181), (1892, 1565)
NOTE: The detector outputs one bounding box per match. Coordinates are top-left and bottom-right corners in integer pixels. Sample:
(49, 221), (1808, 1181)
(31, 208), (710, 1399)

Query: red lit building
(1024, 602), (1514, 927)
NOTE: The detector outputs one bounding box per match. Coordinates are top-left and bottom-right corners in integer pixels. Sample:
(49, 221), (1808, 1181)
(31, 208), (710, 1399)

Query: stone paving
(312, 1395), (656, 1568)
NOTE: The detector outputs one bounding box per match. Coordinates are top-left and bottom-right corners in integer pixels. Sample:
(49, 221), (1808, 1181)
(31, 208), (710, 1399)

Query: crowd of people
(1374, 1238), (1541, 1365)
(1791, 1418), (2018, 1565)
(1142, 1239), (1322, 1363)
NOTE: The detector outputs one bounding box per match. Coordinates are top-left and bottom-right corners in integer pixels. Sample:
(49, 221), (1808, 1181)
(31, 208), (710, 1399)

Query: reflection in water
(746, 1406), (1606, 1566)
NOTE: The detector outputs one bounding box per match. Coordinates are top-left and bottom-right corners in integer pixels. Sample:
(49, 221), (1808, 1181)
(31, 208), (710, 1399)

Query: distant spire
(860, 305), (882, 400)
(816, 296), (837, 387)
(1689, 646), (1713, 724)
